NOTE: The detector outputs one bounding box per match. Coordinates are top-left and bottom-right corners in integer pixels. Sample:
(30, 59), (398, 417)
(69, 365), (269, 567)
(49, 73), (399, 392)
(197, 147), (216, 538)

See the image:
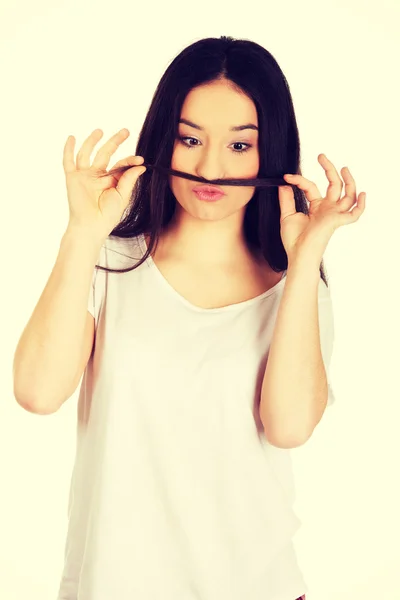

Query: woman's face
(169, 79), (260, 224)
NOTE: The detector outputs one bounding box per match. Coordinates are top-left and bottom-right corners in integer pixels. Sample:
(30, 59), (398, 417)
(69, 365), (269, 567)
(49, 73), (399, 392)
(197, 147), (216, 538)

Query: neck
(153, 221), (259, 269)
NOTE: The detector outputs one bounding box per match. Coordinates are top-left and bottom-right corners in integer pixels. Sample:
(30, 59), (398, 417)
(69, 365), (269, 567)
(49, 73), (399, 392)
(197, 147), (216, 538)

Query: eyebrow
(179, 118), (258, 132)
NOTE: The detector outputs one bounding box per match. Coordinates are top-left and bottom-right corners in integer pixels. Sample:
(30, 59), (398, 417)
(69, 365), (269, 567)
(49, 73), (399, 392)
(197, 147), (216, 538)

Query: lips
(192, 184), (225, 195)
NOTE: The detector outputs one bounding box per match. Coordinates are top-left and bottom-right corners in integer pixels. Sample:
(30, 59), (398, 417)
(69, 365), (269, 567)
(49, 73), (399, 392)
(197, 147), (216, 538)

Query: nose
(194, 149), (226, 184)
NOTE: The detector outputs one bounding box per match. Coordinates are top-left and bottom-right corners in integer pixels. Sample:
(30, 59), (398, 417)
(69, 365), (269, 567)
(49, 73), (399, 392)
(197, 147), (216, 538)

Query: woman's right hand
(62, 128), (146, 241)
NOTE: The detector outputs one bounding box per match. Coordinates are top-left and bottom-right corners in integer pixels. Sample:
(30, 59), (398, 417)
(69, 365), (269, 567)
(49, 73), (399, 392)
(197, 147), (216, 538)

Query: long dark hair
(95, 35), (328, 286)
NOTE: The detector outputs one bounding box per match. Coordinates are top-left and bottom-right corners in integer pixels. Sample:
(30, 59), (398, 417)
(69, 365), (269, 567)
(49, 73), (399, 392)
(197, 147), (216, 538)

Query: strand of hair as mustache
(103, 162), (293, 189)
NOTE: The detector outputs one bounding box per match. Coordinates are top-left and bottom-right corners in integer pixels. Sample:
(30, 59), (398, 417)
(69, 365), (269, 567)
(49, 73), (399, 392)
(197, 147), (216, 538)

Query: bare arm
(260, 258), (328, 448)
(12, 226), (104, 414)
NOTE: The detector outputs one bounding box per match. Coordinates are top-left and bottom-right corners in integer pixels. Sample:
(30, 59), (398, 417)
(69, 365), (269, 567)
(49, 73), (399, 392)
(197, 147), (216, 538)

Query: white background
(1, 0), (399, 599)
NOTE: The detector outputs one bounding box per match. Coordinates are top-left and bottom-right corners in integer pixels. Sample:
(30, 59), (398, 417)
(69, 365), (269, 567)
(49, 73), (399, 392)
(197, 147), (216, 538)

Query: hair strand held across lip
(103, 162), (295, 189)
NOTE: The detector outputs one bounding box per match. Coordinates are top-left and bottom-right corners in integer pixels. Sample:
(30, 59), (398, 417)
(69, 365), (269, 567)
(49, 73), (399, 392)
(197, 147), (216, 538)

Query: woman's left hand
(278, 154), (366, 266)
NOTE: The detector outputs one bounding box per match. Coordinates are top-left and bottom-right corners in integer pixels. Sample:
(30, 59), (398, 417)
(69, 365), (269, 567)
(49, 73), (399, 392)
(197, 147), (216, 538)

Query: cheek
(247, 153), (260, 176)
(231, 152), (260, 179)
(170, 143), (187, 170)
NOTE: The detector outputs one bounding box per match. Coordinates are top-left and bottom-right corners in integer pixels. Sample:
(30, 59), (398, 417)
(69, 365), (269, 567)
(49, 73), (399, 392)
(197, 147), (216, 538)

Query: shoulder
(96, 234), (145, 270)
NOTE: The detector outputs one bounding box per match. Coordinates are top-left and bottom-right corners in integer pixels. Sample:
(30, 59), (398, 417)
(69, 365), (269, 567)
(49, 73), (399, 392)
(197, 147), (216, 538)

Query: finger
(116, 164), (147, 201)
(91, 128), (131, 171)
(336, 166), (357, 208)
(108, 155), (145, 177)
(278, 185), (297, 221)
(63, 135), (77, 174)
(283, 174), (322, 203)
(339, 192), (366, 224)
(318, 154), (343, 202)
(75, 129), (104, 170)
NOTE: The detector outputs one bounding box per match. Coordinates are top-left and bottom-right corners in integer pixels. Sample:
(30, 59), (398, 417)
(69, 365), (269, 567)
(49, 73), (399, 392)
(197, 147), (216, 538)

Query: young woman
(14, 35), (365, 600)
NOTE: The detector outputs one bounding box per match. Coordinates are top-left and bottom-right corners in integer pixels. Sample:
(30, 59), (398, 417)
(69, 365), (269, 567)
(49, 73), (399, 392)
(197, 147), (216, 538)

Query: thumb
(117, 164), (147, 203)
(278, 185), (297, 222)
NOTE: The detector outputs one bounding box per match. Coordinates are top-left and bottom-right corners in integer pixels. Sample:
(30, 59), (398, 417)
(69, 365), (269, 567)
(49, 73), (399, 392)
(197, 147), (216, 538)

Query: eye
(177, 136), (252, 155)
(231, 142), (251, 153)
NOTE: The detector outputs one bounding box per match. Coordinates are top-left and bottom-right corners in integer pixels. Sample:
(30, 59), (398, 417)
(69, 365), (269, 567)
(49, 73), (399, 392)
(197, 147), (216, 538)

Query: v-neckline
(139, 233), (286, 313)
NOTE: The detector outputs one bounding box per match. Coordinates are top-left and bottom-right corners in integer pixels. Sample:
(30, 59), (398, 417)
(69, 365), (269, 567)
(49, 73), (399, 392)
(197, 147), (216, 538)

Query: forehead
(180, 81), (258, 130)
